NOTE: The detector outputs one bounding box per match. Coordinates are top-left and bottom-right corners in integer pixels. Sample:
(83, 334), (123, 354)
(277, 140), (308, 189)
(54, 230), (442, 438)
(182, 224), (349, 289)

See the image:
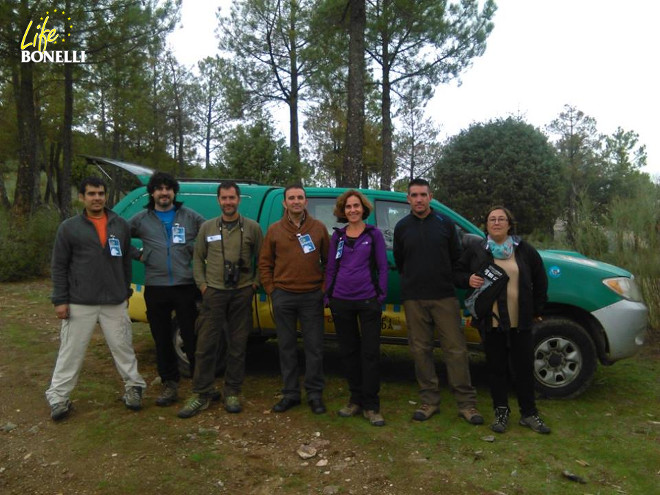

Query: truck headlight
(603, 277), (643, 302)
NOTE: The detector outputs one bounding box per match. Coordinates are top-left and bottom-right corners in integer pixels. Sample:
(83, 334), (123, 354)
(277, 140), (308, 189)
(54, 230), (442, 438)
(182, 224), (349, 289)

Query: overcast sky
(169, 0), (660, 178)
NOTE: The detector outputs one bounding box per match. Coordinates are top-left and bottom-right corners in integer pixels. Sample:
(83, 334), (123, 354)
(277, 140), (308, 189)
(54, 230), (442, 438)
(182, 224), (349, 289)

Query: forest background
(0, 0), (658, 330)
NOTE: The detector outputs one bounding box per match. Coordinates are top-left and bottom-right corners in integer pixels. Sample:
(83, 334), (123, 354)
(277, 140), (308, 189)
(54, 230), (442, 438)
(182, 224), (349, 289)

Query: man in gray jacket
(129, 172), (204, 406)
(46, 177), (146, 421)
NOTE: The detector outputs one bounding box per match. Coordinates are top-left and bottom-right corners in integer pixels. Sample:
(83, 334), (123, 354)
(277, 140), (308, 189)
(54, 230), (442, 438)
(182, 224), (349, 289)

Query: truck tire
(532, 318), (597, 399)
(173, 316), (227, 378)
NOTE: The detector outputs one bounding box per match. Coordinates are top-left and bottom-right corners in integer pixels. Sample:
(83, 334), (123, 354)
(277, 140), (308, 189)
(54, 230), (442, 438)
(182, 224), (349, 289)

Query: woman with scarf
(456, 206), (551, 434)
(325, 190), (388, 426)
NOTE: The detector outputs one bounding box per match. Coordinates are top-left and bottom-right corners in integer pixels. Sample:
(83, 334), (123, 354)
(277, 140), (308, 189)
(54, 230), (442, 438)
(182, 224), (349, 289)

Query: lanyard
(218, 216), (244, 262)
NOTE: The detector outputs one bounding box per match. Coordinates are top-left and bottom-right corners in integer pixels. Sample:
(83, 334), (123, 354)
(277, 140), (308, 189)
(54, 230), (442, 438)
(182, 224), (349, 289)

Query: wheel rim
(533, 335), (583, 389)
(173, 328), (190, 365)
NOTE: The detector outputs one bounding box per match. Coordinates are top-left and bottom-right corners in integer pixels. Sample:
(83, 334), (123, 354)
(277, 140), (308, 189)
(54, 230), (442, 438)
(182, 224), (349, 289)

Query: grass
(1, 280), (658, 494)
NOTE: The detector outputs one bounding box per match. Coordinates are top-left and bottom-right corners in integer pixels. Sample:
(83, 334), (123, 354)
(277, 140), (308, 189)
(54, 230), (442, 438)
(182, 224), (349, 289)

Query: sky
(169, 0), (660, 178)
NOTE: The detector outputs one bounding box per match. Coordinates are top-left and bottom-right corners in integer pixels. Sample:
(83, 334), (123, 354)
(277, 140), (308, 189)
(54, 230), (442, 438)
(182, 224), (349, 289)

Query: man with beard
(178, 181), (263, 417)
(129, 172), (204, 406)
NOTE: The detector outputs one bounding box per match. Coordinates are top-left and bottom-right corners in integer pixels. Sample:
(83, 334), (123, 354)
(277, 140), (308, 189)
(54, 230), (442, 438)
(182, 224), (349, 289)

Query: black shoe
(308, 398), (327, 415)
(491, 406), (510, 433)
(272, 397), (301, 413)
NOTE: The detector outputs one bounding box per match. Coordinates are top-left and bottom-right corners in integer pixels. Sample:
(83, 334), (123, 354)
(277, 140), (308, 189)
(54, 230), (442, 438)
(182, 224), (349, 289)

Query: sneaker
(50, 400), (72, 421)
(363, 410), (385, 427)
(412, 403), (439, 421)
(224, 395), (242, 414)
(177, 395), (211, 419)
(123, 386), (143, 411)
(458, 406), (484, 425)
(338, 403), (362, 417)
(519, 414), (551, 434)
(155, 381), (179, 407)
(491, 406), (510, 433)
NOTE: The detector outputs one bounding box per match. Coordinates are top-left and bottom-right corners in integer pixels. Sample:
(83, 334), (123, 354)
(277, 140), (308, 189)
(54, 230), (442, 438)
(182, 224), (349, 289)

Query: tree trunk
(205, 95), (212, 168)
(288, 3), (300, 161)
(379, 1), (394, 191)
(12, 60), (38, 218)
(0, 169), (11, 210)
(341, 0), (366, 188)
(61, 13), (73, 219)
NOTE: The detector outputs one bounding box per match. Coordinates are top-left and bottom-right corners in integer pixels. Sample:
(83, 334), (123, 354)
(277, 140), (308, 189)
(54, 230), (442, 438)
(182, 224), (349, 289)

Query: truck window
(374, 200), (410, 250)
(306, 197), (342, 234)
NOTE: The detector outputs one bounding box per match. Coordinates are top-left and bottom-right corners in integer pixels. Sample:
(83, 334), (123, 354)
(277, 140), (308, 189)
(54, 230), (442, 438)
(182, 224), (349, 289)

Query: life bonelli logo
(21, 8), (86, 63)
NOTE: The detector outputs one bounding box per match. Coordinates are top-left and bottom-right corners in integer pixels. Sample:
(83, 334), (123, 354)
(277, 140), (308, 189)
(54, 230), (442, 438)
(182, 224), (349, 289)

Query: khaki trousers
(404, 297), (477, 410)
(45, 303), (146, 405)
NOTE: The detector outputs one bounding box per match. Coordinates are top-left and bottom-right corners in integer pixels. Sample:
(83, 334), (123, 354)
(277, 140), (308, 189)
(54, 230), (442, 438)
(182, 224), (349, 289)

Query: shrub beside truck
(104, 159), (648, 399)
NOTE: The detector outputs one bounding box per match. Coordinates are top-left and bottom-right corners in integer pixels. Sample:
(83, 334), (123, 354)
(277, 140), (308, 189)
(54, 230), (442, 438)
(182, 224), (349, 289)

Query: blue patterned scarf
(487, 235), (514, 259)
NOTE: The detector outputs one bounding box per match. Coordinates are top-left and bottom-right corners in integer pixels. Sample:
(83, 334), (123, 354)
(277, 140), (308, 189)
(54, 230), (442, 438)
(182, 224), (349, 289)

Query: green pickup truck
(101, 157), (648, 399)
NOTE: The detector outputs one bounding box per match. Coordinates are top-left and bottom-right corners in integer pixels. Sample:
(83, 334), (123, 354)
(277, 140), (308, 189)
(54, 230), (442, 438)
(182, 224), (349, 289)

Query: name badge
(206, 234), (222, 242)
(108, 237), (122, 257)
(335, 239), (344, 259)
(172, 225), (185, 244)
(298, 234), (316, 254)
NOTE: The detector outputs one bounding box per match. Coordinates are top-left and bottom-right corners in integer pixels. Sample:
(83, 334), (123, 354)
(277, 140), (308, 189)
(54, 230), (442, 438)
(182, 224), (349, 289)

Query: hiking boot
(308, 398), (327, 415)
(155, 380), (178, 407)
(177, 395), (211, 419)
(224, 395), (242, 414)
(272, 397), (301, 413)
(50, 400), (72, 421)
(123, 386), (143, 411)
(363, 410), (385, 427)
(459, 406), (484, 425)
(412, 403), (439, 421)
(490, 406), (510, 433)
(338, 403), (362, 417)
(519, 414), (551, 434)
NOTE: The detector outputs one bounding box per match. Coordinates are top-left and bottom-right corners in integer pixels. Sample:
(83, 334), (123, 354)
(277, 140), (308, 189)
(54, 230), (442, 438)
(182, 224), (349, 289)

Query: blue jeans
(271, 288), (325, 401)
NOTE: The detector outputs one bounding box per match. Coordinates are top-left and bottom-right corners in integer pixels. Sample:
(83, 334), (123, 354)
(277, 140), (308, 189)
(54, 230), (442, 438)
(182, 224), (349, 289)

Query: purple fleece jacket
(324, 224), (388, 304)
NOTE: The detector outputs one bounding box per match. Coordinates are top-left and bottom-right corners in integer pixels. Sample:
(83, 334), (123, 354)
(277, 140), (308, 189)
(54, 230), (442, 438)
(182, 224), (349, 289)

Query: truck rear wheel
(173, 316), (227, 378)
(532, 318), (597, 399)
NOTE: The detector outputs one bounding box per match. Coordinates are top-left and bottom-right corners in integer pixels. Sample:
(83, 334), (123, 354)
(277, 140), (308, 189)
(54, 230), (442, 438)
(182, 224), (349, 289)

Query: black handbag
(464, 262), (509, 321)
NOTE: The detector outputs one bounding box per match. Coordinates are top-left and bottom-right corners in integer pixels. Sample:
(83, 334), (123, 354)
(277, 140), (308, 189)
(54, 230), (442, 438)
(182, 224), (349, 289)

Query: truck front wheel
(532, 318), (597, 399)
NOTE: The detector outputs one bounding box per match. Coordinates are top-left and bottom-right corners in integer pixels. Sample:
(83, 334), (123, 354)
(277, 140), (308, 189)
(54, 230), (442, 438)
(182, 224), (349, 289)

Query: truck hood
(540, 250), (632, 278)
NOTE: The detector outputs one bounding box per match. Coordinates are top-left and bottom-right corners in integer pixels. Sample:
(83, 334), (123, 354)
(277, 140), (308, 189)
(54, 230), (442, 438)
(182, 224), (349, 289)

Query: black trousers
(483, 327), (538, 417)
(329, 297), (382, 411)
(144, 284), (198, 382)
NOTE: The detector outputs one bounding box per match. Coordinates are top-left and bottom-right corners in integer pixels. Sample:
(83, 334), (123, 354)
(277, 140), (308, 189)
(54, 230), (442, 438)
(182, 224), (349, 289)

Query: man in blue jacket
(46, 177), (146, 420)
(129, 172), (204, 406)
(393, 178), (483, 425)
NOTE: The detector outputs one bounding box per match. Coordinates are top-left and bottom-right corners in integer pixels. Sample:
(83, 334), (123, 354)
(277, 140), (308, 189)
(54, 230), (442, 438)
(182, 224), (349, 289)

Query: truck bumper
(591, 299), (648, 361)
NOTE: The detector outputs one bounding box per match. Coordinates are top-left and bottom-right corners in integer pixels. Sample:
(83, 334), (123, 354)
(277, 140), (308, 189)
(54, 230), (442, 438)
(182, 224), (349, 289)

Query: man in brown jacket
(259, 184), (330, 414)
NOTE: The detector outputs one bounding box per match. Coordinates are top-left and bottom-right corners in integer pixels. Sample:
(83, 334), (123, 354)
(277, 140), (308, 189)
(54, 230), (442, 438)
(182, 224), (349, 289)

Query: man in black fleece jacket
(393, 178), (483, 425)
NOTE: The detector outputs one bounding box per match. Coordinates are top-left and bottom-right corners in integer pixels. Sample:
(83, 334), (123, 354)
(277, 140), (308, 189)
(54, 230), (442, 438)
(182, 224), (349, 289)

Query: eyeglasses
(487, 217), (508, 224)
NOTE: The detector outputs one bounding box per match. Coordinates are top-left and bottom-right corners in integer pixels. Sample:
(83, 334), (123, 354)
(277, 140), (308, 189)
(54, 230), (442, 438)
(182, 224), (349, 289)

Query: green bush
(0, 208), (60, 282)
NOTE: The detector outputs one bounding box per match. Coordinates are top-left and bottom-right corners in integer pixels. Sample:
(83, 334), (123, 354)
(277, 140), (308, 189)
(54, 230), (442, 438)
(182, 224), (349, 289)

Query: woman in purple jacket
(325, 190), (388, 426)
